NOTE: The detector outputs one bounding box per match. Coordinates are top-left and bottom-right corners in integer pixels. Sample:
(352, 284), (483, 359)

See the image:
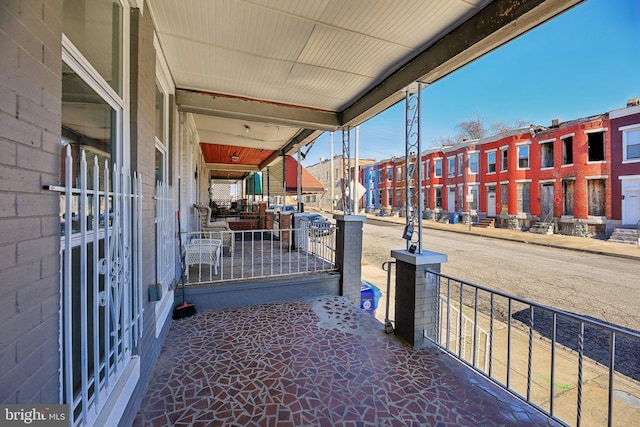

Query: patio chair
(193, 204), (234, 256)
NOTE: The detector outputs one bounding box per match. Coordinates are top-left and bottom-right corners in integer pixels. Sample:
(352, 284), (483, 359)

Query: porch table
(184, 238), (222, 278)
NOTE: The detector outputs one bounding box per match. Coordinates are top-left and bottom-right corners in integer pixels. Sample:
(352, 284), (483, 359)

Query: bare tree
(434, 115), (532, 146)
(455, 114), (485, 140)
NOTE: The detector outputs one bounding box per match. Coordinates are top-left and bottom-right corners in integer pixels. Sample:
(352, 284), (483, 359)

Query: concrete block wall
(119, 7), (171, 427)
(334, 215), (365, 307)
(0, 0), (63, 404)
(392, 250), (446, 348)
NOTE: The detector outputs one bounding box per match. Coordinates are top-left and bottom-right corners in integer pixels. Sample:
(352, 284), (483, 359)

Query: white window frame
(500, 146), (508, 172)
(486, 149), (497, 174)
(447, 156), (456, 177)
(620, 124), (640, 163)
(516, 142), (531, 170)
(60, 2), (137, 426)
(457, 154), (463, 176)
(434, 158), (442, 178)
(469, 152), (479, 174)
(153, 33), (177, 337)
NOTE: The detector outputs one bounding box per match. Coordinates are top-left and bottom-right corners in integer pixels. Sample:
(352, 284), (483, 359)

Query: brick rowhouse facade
(363, 105), (640, 237)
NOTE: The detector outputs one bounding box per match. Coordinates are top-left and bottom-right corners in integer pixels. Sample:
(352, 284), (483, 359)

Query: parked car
(271, 204), (297, 213)
(306, 214), (331, 235)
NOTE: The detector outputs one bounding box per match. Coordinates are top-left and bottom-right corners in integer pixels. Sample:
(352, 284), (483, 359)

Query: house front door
(540, 184), (554, 220)
(622, 182), (640, 225)
(487, 190), (496, 217)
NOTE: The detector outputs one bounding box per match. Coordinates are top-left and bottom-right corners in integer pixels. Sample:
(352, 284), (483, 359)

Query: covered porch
(134, 296), (561, 426)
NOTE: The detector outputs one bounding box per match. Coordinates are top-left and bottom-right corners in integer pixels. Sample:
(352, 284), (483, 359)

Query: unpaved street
(360, 219), (640, 331)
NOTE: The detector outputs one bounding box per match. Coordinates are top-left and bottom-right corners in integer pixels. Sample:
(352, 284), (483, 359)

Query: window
(424, 161), (430, 180)
(469, 185), (478, 211)
(457, 155), (463, 176)
(408, 162), (415, 180)
(155, 81), (168, 184)
(61, 2), (135, 425)
(395, 189), (403, 207)
(424, 187), (431, 209)
(396, 166), (402, 182)
(587, 179), (606, 216)
(500, 183), (508, 211)
(587, 131), (605, 162)
(387, 167), (393, 181)
(469, 153), (479, 174)
(435, 187), (443, 208)
(517, 182), (530, 213)
(541, 141), (554, 168)
(500, 148), (508, 171)
(487, 151), (496, 173)
(378, 190), (383, 205)
(562, 136), (573, 165)
(563, 179), (574, 215)
(63, 0), (123, 95)
(517, 144), (530, 169)
(447, 157), (455, 177)
(387, 189), (393, 206)
(622, 126), (640, 161)
(457, 186), (463, 211)
(434, 159), (442, 177)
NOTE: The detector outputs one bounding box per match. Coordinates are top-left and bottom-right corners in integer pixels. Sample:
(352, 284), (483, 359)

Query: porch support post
(341, 128), (351, 214)
(391, 249), (447, 348)
(334, 214), (366, 306)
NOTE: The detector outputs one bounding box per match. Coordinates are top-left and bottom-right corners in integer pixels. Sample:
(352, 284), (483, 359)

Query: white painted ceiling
(145, 0), (582, 175)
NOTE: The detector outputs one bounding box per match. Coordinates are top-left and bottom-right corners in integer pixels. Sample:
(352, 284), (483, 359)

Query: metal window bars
(47, 146), (143, 426)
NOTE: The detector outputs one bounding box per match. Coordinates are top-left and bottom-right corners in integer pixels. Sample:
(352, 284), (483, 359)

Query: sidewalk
(360, 212), (640, 261)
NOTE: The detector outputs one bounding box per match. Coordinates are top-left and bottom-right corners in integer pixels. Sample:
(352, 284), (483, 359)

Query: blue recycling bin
(449, 212), (459, 224)
(361, 281), (382, 315)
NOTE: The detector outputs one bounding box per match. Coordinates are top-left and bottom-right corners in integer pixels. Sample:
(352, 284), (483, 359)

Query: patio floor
(133, 296), (562, 427)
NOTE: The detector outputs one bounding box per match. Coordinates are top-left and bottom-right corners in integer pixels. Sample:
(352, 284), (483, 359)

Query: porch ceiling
(147, 0), (583, 176)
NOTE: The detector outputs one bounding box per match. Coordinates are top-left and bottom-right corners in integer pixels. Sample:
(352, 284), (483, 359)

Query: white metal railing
(49, 146), (143, 427)
(430, 270), (640, 427)
(155, 181), (175, 296)
(182, 224), (337, 284)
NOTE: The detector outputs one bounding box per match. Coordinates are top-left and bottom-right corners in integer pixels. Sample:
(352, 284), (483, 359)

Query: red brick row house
(609, 99), (640, 227)
(366, 101), (640, 237)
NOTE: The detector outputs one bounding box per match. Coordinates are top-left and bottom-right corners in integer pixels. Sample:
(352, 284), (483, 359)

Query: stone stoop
(608, 227), (639, 245)
(529, 221), (554, 235)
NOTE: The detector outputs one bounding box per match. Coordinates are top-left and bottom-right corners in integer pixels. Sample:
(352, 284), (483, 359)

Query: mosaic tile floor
(134, 296), (562, 427)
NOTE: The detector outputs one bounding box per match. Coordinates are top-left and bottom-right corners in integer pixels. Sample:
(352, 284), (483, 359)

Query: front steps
(608, 227), (639, 245)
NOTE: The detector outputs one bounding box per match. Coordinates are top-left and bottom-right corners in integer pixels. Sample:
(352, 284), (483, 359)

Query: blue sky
(302, 0), (640, 166)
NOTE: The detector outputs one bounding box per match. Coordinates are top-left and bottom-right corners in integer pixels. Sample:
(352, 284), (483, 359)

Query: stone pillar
(334, 215), (366, 306)
(279, 212), (292, 247)
(391, 249), (448, 348)
(573, 219), (589, 237)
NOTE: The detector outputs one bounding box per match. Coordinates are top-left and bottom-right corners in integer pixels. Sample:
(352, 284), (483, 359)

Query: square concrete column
(391, 249), (448, 348)
(334, 215), (366, 306)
